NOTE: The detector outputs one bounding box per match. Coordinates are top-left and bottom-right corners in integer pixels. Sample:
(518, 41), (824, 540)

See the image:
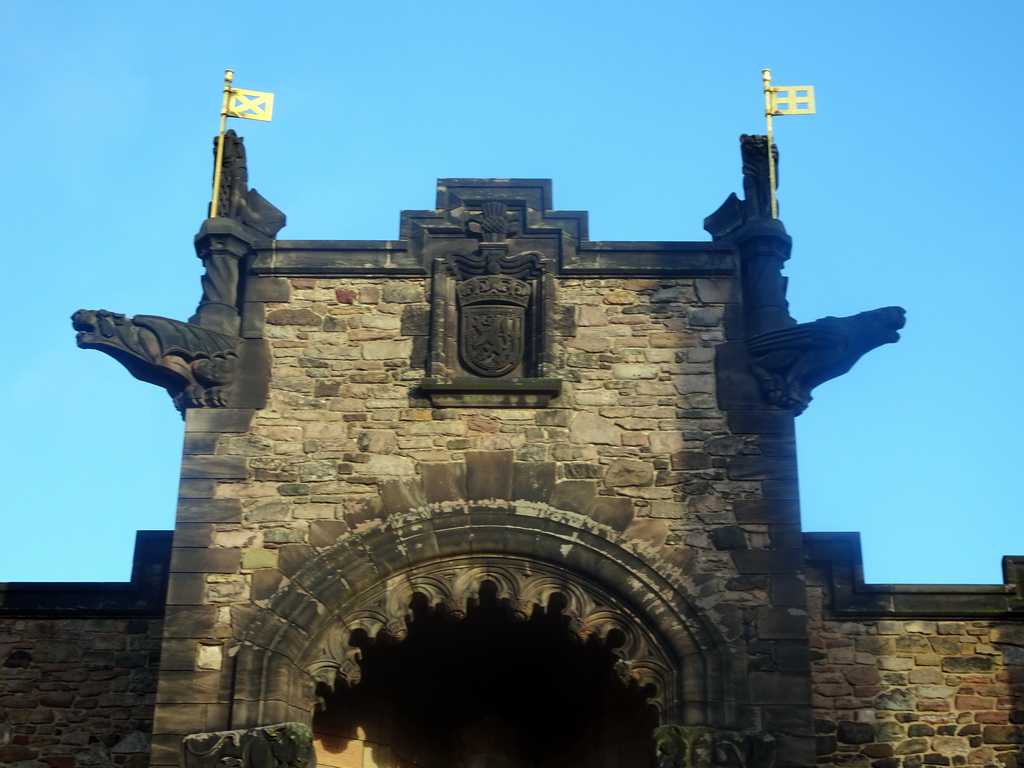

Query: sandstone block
(362, 339), (412, 360)
(569, 413), (621, 446)
(604, 459), (654, 487)
(382, 283), (424, 303)
(610, 363), (659, 379)
(577, 306), (608, 327)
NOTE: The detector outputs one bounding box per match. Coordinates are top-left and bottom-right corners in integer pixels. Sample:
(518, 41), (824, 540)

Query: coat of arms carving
(415, 190), (564, 407)
(452, 248), (539, 378)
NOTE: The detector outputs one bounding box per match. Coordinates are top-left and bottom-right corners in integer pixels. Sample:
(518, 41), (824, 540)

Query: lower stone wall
(808, 608), (1023, 767)
(0, 616), (163, 768)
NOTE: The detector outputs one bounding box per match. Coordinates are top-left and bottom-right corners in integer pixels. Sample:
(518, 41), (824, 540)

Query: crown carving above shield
(456, 275), (532, 308)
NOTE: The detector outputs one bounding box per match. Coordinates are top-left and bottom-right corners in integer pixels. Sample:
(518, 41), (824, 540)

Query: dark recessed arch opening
(312, 583), (658, 767)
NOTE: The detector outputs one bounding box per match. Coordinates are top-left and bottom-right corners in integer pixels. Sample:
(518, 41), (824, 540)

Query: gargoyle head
(72, 309), (162, 369)
(816, 305), (906, 355)
(72, 308), (126, 345)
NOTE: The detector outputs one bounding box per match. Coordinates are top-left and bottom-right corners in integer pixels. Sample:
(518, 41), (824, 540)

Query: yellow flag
(769, 85), (815, 116)
(227, 88), (274, 122)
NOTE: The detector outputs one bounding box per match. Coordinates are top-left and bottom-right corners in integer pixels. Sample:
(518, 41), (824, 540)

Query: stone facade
(2, 145), (1021, 768)
(806, 535), (1024, 768)
(0, 533), (169, 768)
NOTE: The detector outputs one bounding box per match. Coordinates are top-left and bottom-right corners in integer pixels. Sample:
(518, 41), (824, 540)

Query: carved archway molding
(230, 496), (746, 733)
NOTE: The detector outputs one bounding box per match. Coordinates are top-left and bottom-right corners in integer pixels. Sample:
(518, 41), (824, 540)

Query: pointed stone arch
(229, 455), (748, 733)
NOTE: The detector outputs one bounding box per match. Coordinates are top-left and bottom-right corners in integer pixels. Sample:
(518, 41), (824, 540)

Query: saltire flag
(227, 88), (274, 121)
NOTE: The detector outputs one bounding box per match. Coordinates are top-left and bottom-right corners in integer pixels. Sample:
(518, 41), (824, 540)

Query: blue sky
(2, 1), (1021, 584)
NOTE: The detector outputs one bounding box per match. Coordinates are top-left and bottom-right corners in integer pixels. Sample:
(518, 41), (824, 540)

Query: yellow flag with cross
(767, 84), (815, 116)
(227, 87), (274, 122)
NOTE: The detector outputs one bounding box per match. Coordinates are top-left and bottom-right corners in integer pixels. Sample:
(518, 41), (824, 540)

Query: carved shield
(460, 305), (524, 377)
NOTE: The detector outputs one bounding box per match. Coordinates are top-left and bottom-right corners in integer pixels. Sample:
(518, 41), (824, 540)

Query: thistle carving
(466, 201), (520, 242)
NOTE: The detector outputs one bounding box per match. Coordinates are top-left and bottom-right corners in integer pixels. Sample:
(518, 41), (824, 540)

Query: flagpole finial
(225, 69), (234, 84)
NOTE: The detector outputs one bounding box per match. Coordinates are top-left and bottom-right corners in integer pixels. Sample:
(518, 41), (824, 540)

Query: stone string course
(807, 580), (1024, 768)
(0, 617), (162, 768)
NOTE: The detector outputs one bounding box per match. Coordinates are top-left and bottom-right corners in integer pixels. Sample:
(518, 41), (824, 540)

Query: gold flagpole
(210, 69), (234, 219)
(762, 69), (779, 219)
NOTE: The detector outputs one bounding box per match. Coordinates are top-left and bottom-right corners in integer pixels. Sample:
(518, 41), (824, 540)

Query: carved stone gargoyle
(181, 722), (313, 768)
(72, 309), (239, 409)
(748, 306), (905, 415)
(73, 130), (284, 412)
(652, 725), (775, 768)
(707, 135), (905, 414)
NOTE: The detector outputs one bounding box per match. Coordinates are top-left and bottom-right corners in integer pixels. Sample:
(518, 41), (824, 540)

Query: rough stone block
(732, 549), (803, 574)
(587, 497), (634, 532)
(241, 548), (279, 570)
(171, 547), (240, 574)
(181, 455), (249, 480)
(184, 409), (255, 434)
(176, 499), (243, 524)
(466, 452), (513, 501)
(421, 462), (467, 503)
(604, 458), (654, 487)
(549, 480), (598, 515)
(569, 412), (621, 446)
(511, 461), (556, 503)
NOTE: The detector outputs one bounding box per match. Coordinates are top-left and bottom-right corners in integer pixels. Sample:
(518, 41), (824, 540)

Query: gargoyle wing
(133, 315), (239, 360)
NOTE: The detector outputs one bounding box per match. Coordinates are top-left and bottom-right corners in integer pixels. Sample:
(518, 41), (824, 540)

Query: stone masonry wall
(807, 586), (1024, 768)
(152, 270), (814, 766)
(254, 275), (727, 510)
(211, 274), (793, 627)
(0, 616), (162, 768)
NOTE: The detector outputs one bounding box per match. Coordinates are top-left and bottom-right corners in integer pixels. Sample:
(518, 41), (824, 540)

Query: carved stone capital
(194, 217), (259, 262)
(181, 722), (313, 768)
